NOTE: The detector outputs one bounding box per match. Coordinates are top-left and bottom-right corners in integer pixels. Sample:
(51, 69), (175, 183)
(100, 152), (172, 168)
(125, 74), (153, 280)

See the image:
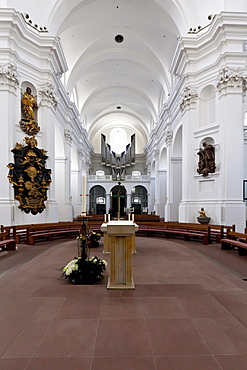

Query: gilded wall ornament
(7, 137), (52, 215)
(20, 87), (40, 135)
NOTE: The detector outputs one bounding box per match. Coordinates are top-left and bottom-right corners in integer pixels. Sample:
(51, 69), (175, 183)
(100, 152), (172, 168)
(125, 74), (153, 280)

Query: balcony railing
(88, 175), (150, 181)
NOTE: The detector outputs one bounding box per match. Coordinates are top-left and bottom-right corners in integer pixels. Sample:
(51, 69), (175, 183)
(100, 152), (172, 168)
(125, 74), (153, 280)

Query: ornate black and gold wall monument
(7, 136), (52, 215)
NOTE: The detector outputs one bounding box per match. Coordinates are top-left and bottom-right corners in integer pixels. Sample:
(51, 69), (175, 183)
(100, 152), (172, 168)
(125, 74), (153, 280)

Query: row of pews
(0, 215), (246, 255)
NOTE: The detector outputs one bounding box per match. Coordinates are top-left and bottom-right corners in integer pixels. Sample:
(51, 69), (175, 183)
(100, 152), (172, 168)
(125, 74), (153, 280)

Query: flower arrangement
(62, 220), (106, 284)
(62, 255), (107, 284)
(89, 231), (101, 242)
(88, 231), (101, 247)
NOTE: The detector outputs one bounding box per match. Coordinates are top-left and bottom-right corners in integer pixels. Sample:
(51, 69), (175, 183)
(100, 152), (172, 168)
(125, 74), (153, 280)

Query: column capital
(217, 67), (247, 95)
(39, 83), (59, 108)
(64, 128), (72, 145)
(180, 86), (198, 112)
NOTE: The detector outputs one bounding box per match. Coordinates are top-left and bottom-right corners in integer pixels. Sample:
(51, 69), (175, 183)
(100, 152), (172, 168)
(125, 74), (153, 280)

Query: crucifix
(117, 181), (121, 220)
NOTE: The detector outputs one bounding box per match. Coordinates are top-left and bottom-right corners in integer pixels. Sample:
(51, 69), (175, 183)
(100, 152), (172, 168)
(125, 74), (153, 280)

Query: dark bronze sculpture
(197, 142), (216, 176)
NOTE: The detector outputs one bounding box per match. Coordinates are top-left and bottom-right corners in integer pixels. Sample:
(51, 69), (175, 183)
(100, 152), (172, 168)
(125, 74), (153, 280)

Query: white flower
(89, 256), (97, 263)
(63, 259), (78, 276)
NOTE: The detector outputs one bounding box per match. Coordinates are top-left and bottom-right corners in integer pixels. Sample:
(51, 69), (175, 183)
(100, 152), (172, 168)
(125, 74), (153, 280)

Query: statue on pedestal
(20, 87), (40, 135)
(197, 142), (216, 177)
(197, 207), (210, 224)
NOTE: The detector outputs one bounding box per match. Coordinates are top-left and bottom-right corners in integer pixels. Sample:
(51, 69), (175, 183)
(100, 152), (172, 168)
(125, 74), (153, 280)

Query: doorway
(110, 183), (126, 217)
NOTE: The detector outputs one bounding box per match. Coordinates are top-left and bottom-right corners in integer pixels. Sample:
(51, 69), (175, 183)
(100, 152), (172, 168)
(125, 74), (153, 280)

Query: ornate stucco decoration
(217, 68), (247, 94)
(180, 87), (198, 111)
(78, 149), (84, 159)
(153, 149), (159, 161)
(7, 137), (52, 215)
(64, 128), (72, 145)
(165, 130), (173, 146)
(145, 160), (151, 174)
(20, 87), (40, 135)
(0, 64), (19, 88)
(39, 83), (59, 108)
(86, 160), (91, 169)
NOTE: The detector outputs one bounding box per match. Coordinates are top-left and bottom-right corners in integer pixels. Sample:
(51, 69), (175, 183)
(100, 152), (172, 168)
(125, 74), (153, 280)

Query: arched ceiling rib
(8, 0), (240, 153)
(53, 0), (181, 152)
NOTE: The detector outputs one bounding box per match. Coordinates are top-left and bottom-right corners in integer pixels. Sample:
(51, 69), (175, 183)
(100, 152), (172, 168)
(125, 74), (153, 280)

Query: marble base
(107, 277), (135, 290)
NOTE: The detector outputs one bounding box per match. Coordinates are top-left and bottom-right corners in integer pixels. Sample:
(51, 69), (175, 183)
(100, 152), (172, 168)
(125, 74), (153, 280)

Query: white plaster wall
(0, 10), (92, 225)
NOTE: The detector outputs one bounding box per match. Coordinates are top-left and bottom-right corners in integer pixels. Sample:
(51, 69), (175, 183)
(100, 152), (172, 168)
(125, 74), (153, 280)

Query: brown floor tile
(33, 319), (98, 358)
(212, 316), (247, 354)
(32, 297), (66, 320)
(0, 318), (30, 356)
(215, 354), (247, 369)
(26, 357), (92, 370)
(209, 290), (247, 326)
(154, 355), (221, 369)
(94, 319), (152, 357)
(178, 296), (212, 318)
(141, 296), (189, 319)
(92, 356), (156, 369)
(122, 283), (208, 297)
(1, 236), (247, 366)
(100, 297), (143, 319)
(56, 296), (102, 319)
(195, 294), (234, 318)
(32, 283), (119, 298)
(146, 319), (211, 355)
(192, 318), (241, 355)
(2, 320), (51, 358)
(0, 358), (29, 370)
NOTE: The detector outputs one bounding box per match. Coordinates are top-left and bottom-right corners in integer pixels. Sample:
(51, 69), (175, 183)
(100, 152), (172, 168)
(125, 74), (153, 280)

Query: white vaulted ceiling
(7, 0), (245, 153)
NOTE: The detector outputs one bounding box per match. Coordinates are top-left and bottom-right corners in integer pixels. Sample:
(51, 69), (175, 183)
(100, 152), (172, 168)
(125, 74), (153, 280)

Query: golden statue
(20, 87), (40, 135)
(22, 87), (38, 121)
(198, 207), (207, 217)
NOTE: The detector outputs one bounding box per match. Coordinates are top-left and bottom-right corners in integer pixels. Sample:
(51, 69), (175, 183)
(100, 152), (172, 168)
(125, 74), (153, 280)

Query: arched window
(110, 128), (127, 153)
(89, 186), (106, 214)
(131, 185), (148, 214)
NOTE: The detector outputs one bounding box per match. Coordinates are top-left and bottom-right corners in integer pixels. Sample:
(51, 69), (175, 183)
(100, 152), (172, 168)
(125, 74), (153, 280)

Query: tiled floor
(0, 236), (247, 369)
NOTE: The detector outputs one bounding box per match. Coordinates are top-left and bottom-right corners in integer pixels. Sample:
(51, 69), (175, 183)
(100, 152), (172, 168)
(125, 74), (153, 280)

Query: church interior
(1, 0), (247, 369)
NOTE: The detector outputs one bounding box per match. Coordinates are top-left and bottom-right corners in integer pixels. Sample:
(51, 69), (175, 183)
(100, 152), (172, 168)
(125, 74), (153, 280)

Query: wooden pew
(161, 222), (235, 244)
(132, 214), (160, 222)
(0, 220), (235, 248)
(26, 222), (83, 245)
(136, 221), (211, 245)
(208, 224), (235, 242)
(221, 231), (247, 255)
(0, 231), (16, 251)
